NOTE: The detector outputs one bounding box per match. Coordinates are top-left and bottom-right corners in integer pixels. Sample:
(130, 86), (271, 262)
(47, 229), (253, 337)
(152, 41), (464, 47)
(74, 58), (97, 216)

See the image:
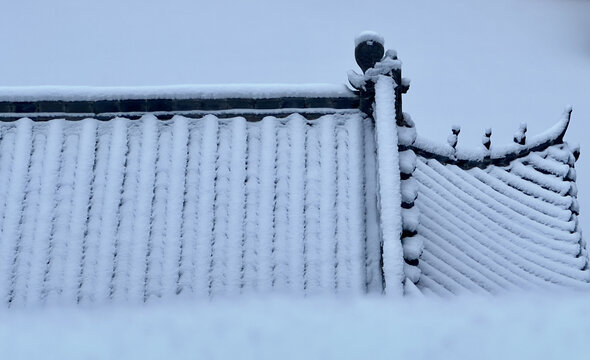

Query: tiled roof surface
(413, 142), (588, 294)
(0, 34), (586, 305)
(0, 113), (381, 305)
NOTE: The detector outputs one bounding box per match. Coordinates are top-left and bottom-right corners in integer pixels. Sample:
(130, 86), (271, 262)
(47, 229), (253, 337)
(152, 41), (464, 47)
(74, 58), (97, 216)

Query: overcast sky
(1, 0), (589, 222)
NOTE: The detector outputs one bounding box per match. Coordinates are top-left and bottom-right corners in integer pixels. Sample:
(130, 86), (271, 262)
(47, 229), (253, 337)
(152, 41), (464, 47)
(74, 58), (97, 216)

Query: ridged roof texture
(0, 113), (383, 306)
(413, 142), (587, 294)
(0, 33), (586, 306)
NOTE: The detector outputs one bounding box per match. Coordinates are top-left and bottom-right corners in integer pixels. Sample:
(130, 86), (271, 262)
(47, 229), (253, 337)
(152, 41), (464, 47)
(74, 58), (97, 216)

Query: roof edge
(0, 84), (357, 102)
(410, 107), (572, 168)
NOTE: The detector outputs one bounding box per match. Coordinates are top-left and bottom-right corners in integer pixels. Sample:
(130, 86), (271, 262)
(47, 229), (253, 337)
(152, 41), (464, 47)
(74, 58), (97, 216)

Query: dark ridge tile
(305, 98), (332, 108)
(94, 100), (120, 113)
(282, 98), (306, 108)
(0, 102), (12, 113)
(120, 99), (147, 112)
(38, 101), (65, 112)
(255, 98), (281, 109)
(200, 98), (228, 111)
(64, 101), (93, 113)
(175, 99), (203, 111)
(14, 102), (38, 113)
(334, 97), (359, 109)
(227, 98), (255, 109)
(147, 99), (175, 112)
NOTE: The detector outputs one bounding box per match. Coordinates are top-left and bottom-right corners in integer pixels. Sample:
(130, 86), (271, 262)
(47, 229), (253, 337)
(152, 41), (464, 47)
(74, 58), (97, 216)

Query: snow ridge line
(410, 107), (572, 167)
(373, 76), (404, 297)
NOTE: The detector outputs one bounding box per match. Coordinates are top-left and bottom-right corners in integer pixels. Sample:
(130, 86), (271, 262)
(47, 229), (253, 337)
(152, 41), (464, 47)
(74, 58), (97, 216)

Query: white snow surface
(2, 293), (590, 360)
(0, 113), (380, 305)
(0, 84), (356, 102)
(413, 107), (572, 161)
(373, 76), (404, 296)
(354, 31), (385, 47)
(413, 141), (588, 295)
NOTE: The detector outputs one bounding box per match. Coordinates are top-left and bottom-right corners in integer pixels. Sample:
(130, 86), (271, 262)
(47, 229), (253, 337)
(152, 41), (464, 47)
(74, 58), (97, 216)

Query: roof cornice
(409, 107), (573, 169)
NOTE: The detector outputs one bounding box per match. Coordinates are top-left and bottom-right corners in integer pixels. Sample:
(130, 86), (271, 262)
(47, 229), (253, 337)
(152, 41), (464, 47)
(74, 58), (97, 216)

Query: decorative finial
(447, 125), (461, 149)
(513, 122), (527, 145)
(354, 31), (385, 73)
(482, 128), (492, 150)
(572, 143), (580, 161)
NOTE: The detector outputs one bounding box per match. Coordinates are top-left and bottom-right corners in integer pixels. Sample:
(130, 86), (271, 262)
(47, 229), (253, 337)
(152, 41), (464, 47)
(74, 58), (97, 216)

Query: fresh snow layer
(1, 294), (590, 360)
(373, 76), (404, 296)
(412, 107), (572, 162)
(0, 84), (356, 102)
(413, 142), (588, 294)
(354, 31), (385, 47)
(0, 113), (379, 305)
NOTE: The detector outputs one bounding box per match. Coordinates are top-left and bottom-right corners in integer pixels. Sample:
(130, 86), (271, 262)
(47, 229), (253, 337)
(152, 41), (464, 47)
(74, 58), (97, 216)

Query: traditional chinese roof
(410, 112), (588, 294)
(0, 32), (586, 306)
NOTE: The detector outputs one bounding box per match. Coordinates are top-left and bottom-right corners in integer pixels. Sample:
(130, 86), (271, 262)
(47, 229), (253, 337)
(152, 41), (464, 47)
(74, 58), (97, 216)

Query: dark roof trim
(0, 107), (360, 123)
(409, 108), (572, 169)
(0, 96), (360, 122)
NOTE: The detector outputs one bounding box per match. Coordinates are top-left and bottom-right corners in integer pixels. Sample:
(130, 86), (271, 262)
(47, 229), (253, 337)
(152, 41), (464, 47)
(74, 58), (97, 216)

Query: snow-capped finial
(572, 143), (580, 161)
(447, 125), (460, 149)
(355, 31), (385, 73)
(482, 128), (492, 150)
(513, 122), (527, 145)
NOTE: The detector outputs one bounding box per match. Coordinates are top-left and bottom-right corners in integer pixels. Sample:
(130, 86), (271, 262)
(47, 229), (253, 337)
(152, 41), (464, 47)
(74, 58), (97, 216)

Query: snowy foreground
(1, 293), (589, 360)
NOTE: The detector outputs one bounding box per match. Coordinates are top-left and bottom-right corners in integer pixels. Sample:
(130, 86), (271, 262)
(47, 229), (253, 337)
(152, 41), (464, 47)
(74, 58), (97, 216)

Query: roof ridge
(0, 84), (357, 102)
(410, 107), (572, 168)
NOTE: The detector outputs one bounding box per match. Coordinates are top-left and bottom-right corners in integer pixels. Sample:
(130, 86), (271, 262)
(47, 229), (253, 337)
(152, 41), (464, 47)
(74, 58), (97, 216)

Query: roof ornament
(354, 31), (385, 73)
(573, 144), (581, 161)
(447, 125), (461, 150)
(348, 32), (403, 87)
(348, 31), (409, 120)
(482, 128), (492, 150)
(513, 122), (527, 145)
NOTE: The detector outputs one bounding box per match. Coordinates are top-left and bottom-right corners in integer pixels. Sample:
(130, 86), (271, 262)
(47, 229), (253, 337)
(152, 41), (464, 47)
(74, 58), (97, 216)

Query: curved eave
(410, 107), (572, 169)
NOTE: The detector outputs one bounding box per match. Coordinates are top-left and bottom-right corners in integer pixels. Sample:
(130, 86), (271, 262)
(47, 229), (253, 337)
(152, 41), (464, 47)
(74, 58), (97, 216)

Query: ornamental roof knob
(354, 31), (385, 73)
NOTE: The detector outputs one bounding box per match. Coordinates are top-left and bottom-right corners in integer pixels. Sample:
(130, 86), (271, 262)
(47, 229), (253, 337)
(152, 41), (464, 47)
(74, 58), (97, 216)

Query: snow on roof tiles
(411, 107), (573, 168)
(413, 142), (588, 294)
(0, 33), (586, 305)
(0, 113), (381, 305)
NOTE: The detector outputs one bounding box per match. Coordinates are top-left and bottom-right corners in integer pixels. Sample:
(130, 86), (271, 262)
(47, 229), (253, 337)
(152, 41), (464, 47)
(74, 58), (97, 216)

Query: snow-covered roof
(413, 141), (587, 294)
(0, 32), (586, 306)
(0, 84), (358, 122)
(411, 107), (574, 167)
(0, 84), (356, 102)
(0, 113), (381, 305)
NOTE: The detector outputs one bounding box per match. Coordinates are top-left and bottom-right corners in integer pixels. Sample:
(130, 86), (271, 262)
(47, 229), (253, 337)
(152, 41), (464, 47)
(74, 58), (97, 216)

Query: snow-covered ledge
(411, 107), (574, 168)
(374, 75), (405, 297)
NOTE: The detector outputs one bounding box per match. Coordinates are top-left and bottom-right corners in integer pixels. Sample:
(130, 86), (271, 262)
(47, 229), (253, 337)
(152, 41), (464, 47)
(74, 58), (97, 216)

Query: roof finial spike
(482, 128), (492, 150)
(447, 125), (461, 149)
(354, 31), (385, 73)
(513, 122), (527, 145)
